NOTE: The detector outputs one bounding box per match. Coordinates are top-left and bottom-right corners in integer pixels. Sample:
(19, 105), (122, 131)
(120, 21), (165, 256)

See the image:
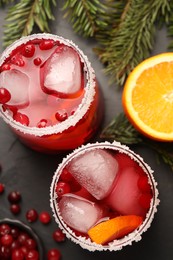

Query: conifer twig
(100, 113), (173, 171)
(3, 0), (56, 47)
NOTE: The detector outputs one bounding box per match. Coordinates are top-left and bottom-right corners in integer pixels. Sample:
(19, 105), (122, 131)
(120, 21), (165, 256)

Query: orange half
(122, 53), (173, 141)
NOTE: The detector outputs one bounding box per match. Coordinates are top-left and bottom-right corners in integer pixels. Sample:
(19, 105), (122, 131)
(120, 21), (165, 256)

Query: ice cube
(58, 193), (104, 233)
(105, 166), (146, 216)
(67, 149), (119, 200)
(41, 45), (83, 98)
(0, 69), (29, 107)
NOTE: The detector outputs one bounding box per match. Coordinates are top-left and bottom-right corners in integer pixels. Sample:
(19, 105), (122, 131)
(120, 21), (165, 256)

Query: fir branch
(166, 1), (173, 49)
(95, 0), (171, 86)
(100, 113), (173, 171)
(3, 0), (56, 47)
(62, 0), (108, 37)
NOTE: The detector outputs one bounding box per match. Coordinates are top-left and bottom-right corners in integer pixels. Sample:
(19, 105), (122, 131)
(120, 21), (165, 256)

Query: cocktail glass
(0, 33), (102, 153)
(50, 141), (159, 251)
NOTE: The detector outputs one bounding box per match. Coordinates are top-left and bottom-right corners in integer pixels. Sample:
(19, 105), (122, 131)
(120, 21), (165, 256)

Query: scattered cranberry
(39, 40), (54, 50)
(26, 209), (38, 223)
(13, 112), (29, 126)
(10, 204), (21, 215)
(55, 111), (68, 122)
(22, 44), (35, 58)
(53, 229), (66, 243)
(0, 87), (11, 104)
(47, 248), (61, 260)
(55, 181), (71, 197)
(39, 211), (51, 224)
(0, 183), (5, 194)
(8, 191), (21, 203)
(33, 57), (42, 66)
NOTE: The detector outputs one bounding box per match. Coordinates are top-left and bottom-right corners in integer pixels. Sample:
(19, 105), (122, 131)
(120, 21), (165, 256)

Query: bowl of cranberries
(0, 218), (43, 259)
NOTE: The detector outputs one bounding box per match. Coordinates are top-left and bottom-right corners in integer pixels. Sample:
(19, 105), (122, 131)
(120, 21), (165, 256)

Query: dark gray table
(0, 3), (173, 260)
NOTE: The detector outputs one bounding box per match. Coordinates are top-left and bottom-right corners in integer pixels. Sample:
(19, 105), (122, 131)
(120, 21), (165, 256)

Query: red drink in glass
(0, 34), (102, 153)
(50, 141), (159, 251)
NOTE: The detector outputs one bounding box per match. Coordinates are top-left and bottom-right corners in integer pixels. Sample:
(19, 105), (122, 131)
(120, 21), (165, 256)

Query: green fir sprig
(100, 113), (173, 171)
(3, 0), (56, 47)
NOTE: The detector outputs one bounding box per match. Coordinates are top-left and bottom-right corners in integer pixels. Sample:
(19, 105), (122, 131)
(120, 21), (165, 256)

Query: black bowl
(0, 218), (44, 259)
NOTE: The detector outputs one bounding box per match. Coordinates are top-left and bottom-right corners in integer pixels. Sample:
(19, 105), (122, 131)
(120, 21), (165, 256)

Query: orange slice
(87, 215), (143, 244)
(122, 53), (173, 141)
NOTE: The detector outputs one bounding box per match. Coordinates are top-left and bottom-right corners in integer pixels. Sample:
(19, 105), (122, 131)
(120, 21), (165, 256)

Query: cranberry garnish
(59, 168), (73, 182)
(55, 181), (71, 197)
(47, 248), (61, 260)
(33, 57), (42, 66)
(22, 44), (35, 58)
(37, 119), (51, 128)
(26, 249), (39, 260)
(0, 63), (11, 71)
(55, 111), (68, 122)
(11, 54), (25, 67)
(8, 191), (21, 203)
(0, 224), (11, 236)
(138, 175), (151, 193)
(39, 40), (54, 50)
(0, 87), (11, 104)
(139, 193), (152, 209)
(10, 204), (21, 215)
(0, 183), (5, 194)
(26, 209), (38, 223)
(39, 211), (51, 224)
(12, 248), (25, 260)
(13, 112), (29, 126)
(1, 233), (13, 246)
(53, 229), (66, 242)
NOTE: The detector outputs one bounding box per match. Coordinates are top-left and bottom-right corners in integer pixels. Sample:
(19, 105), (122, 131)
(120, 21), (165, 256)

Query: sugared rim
(0, 33), (96, 136)
(50, 141), (160, 251)
(0, 218), (44, 257)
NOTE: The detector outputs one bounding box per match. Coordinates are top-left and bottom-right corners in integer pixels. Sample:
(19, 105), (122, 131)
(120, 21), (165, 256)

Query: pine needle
(100, 113), (173, 171)
(95, 0), (171, 86)
(3, 0), (56, 47)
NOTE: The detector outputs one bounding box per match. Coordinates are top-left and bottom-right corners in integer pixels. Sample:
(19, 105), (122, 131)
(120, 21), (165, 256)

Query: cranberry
(33, 57), (42, 66)
(8, 191), (21, 203)
(138, 175), (151, 193)
(1, 234), (13, 246)
(37, 119), (51, 128)
(10, 204), (21, 215)
(25, 238), (37, 250)
(0, 87), (11, 104)
(13, 112), (29, 126)
(26, 209), (38, 223)
(0, 224), (11, 236)
(11, 240), (21, 250)
(1, 63), (11, 71)
(53, 229), (66, 242)
(25, 249), (39, 260)
(39, 40), (54, 50)
(0, 245), (11, 258)
(20, 246), (28, 256)
(18, 232), (29, 246)
(0, 183), (5, 194)
(55, 111), (68, 122)
(39, 211), (51, 224)
(55, 181), (71, 197)
(12, 248), (25, 260)
(22, 44), (35, 58)
(59, 168), (73, 182)
(47, 248), (61, 260)
(139, 193), (152, 209)
(11, 227), (20, 239)
(11, 54), (25, 67)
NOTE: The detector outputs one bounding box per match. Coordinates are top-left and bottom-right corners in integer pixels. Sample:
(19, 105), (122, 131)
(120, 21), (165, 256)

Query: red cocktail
(50, 141), (159, 251)
(0, 34), (102, 153)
